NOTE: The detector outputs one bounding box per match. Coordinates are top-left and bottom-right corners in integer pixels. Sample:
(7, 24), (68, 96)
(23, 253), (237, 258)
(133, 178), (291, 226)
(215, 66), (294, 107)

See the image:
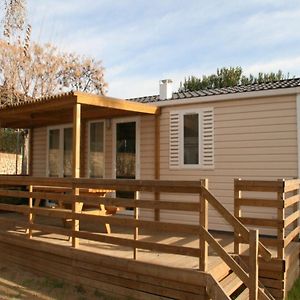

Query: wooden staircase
(210, 259), (275, 300)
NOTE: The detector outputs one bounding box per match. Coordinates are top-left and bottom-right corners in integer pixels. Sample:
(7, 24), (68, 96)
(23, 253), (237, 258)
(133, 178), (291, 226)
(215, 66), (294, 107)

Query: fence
(234, 178), (300, 298)
(0, 176), (274, 299)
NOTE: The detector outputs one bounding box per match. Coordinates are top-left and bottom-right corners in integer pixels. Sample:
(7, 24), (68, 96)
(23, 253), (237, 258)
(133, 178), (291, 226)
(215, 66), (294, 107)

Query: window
(169, 108), (214, 169)
(88, 121), (105, 178)
(184, 114), (199, 165)
(47, 125), (72, 177)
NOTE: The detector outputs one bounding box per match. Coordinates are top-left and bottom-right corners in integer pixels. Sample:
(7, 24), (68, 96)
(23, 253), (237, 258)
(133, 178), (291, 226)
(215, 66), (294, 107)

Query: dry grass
(0, 262), (119, 300)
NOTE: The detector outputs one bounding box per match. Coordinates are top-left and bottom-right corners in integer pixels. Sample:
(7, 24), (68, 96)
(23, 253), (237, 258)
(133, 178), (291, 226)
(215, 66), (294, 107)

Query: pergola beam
(75, 92), (160, 115)
(0, 92), (160, 128)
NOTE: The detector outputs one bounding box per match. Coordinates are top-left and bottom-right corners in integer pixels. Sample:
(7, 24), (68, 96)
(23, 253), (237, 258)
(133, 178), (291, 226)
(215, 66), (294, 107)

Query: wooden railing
(0, 176), (273, 299)
(234, 178), (300, 259)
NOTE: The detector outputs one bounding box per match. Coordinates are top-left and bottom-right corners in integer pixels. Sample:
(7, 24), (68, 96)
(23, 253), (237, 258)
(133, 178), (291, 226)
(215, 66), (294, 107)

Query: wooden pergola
(0, 91), (160, 178)
(0, 92), (162, 237)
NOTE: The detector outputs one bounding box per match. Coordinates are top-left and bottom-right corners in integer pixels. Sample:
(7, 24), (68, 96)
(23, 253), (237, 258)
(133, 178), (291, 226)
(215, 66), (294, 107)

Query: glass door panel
(116, 121), (136, 203)
(116, 122), (136, 179)
(89, 121), (104, 178)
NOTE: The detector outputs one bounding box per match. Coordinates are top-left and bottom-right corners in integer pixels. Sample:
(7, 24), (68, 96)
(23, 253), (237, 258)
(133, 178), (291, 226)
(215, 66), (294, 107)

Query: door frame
(112, 116), (141, 180)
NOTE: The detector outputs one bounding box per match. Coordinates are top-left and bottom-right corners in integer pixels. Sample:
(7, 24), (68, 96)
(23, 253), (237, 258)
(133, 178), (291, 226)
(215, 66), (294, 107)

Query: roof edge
(154, 86), (300, 107)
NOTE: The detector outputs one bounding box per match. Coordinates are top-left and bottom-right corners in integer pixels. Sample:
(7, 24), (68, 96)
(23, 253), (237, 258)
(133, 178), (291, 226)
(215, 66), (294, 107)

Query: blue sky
(24, 0), (300, 98)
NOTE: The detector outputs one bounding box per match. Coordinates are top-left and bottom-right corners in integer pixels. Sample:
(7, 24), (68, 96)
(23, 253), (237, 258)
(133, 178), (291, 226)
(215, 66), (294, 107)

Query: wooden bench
(31, 186), (118, 234)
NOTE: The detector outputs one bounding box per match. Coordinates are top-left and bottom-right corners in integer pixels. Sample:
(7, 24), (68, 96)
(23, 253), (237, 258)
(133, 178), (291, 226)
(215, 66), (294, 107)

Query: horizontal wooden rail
(284, 194), (300, 208)
(0, 203), (29, 213)
(0, 176), (203, 193)
(239, 217), (282, 228)
(0, 189), (201, 212)
(236, 198), (283, 208)
(0, 216), (28, 227)
(284, 179), (300, 193)
(76, 195), (200, 211)
(284, 227), (300, 247)
(236, 236), (283, 248)
(234, 180), (283, 192)
(284, 211), (300, 228)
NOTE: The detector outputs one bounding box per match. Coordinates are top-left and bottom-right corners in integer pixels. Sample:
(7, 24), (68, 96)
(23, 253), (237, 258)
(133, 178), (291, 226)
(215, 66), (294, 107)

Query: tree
(0, 0), (107, 107)
(0, 41), (107, 107)
(2, 0), (27, 42)
(0, 0), (107, 174)
(180, 67), (289, 92)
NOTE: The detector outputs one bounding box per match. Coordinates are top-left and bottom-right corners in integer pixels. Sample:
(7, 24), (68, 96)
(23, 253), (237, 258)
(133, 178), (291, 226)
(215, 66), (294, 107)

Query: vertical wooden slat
(72, 103), (81, 248)
(154, 114), (160, 221)
(277, 179), (285, 259)
(199, 179), (208, 271)
(133, 191), (139, 260)
(292, 184), (299, 242)
(28, 185), (33, 238)
(249, 229), (259, 300)
(80, 120), (86, 178)
(234, 178), (242, 255)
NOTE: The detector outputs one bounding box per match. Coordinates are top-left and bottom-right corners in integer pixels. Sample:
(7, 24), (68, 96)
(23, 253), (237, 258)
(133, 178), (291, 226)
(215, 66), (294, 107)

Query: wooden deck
(1, 212), (232, 273)
(0, 176), (299, 299)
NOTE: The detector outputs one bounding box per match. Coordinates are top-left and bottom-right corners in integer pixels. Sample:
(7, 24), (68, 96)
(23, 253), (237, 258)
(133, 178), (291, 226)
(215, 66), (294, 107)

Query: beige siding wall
(145, 94), (297, 232)
(32, 127), (47, 177)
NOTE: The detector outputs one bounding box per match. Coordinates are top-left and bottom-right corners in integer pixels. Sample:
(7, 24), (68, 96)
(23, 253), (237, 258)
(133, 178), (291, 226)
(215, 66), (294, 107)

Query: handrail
(201, 187), (272, 261)
(0, 176), (203, 193)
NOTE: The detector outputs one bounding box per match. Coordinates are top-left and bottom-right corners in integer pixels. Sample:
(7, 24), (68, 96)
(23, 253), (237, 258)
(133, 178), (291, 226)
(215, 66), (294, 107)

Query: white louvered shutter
(169, 112), (180, 168)
(201, 108), (214, 168)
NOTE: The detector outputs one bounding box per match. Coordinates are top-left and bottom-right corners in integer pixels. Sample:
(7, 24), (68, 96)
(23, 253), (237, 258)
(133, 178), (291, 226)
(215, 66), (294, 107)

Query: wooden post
(234, 178), (242, 255)
(72, 103), (81, 248)
(154, 114), (160, 221)
(80, 120), (86, 177)
(28, 185), (33, 238)
(292, 180), (299, 242)
(28, 128), (33, 176)
(277, 179), (285, 259)
(249, 229), (259, 300)
(199, 179), (208, 271)
(133, 191), (139, 260)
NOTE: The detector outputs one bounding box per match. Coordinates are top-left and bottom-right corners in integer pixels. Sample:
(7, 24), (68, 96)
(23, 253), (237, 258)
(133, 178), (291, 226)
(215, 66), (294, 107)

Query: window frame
(169, 107), (214, 170)
(179, 108), (203, 169)
(87, 119), (106, 179)
(46, 123), (72, 177)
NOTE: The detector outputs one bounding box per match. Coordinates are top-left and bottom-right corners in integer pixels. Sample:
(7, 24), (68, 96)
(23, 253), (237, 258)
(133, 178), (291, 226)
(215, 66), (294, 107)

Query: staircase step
(235, 288), (249, 300)
(219, 272), (243, 296)
(210, 260), (230, 281)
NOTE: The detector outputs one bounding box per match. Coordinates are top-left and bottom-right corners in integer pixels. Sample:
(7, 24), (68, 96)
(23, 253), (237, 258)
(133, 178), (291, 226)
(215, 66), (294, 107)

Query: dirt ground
(0, 262), (116, 300)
